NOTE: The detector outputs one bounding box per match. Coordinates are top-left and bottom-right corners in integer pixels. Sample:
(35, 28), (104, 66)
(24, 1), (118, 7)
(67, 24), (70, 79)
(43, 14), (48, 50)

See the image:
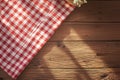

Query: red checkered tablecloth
(0, 0), (74, 79)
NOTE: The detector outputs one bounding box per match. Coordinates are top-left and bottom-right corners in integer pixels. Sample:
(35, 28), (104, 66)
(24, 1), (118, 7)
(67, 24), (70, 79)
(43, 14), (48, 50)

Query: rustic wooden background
(0, 0), (120, 80)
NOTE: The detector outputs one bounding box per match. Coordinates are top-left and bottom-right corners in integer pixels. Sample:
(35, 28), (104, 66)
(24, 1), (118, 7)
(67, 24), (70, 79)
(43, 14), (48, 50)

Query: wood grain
(17, 68), (120, 80)
(0, 0), (120, 80)
(27, 41), (120, 69)
(65, 1), (120, 22)
(50, 23), (120, 41)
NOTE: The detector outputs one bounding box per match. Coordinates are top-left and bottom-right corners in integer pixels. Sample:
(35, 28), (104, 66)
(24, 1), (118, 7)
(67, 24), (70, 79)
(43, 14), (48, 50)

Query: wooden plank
(17, 68), (120, 80)
(50, 23), (120, 41)
(65, 1), (120, 22)
(25, 41), (120, 69)
(1, 68), (120, 80)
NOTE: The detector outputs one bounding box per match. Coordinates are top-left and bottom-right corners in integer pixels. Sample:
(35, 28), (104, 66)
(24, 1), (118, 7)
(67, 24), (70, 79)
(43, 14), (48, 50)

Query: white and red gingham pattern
(0, 0), (74, 79)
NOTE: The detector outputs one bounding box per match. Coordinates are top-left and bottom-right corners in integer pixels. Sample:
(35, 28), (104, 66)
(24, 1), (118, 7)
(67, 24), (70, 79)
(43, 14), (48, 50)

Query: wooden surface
(0, 0), (120, 80)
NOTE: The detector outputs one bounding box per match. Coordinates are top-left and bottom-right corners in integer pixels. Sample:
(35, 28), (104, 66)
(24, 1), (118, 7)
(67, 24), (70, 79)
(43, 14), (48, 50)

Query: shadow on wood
(57, 41), (92, 80)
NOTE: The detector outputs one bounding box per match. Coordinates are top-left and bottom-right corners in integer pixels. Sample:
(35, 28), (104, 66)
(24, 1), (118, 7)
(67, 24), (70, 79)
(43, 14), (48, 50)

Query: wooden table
(0, 0), (120, 80)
